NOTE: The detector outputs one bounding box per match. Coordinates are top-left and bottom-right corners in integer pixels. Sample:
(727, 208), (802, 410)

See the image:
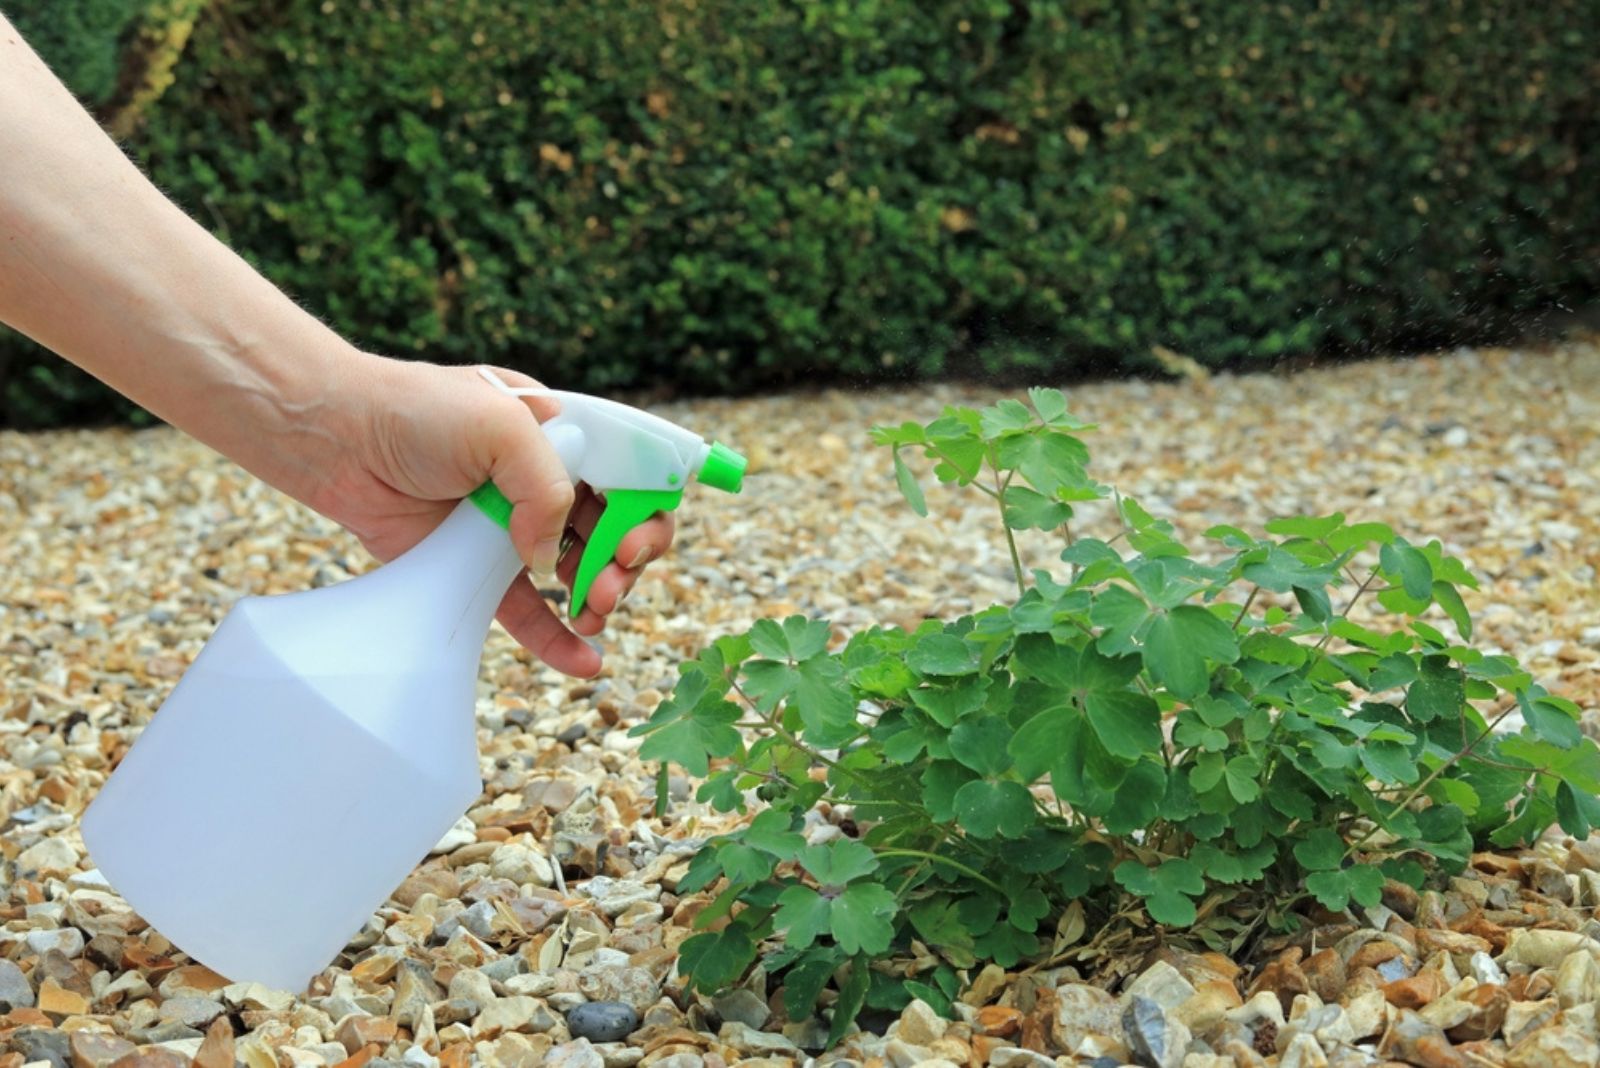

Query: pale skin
(0, 15), (672, 678)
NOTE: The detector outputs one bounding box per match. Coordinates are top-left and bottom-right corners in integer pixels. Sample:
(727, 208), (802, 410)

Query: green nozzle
(697, 441), (746, 493)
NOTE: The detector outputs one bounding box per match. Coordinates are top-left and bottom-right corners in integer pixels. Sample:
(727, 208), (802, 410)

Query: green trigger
(571, 489), (683, 618)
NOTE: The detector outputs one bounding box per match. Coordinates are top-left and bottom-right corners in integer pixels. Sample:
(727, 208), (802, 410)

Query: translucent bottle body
(81, 501), (522, 990)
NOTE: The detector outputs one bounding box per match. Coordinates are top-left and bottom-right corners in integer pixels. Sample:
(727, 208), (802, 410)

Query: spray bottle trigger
(570, 488), (683, 618)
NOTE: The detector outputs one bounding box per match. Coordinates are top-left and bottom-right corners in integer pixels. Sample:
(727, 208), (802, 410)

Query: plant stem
(877, 849), (1007, 894)
(1233, 587), (1260, 631)
(995, 468), (1027, 594)
(1315, 568), (1380, 651)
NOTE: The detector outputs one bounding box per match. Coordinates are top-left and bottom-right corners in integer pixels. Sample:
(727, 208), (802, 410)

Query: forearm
(0, 17), (378, 503)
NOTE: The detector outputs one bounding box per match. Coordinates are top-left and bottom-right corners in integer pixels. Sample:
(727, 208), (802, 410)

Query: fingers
(495, 579), (601, 678)
(477, 384), (574, 577)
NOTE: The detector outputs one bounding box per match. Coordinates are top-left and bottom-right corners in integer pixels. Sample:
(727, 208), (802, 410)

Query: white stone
(490, 842), (555, 887)
(1127, 960), (1198, 1012)
(24, 927), (84, 958)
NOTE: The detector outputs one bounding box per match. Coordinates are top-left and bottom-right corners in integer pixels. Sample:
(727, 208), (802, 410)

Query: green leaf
(979, 398), (1034, 436)
(719, 843), (774, 884)
(950, 718), (1015, 778)
(893, 449), (928, 517)
(1327, 522), (1396, 553)
(1432, 581), (1472, 638)
(794, 656), (860, 747)
(1557, 782), (1600, 838)
(774, 886), (832, 950)
(908, 898), (977, 954)
(828, 956), (872, 1049)
(1143, 605), (1241, 698)
(799, 839), (879, 887)
(922, 761), (977, 822)
(1305, 865), (1385, 912)
(1225, 754), (1264, 803)
(830, 883), (898, 955)
(911, 676), (991, 727)
(636, 678), (743, 776)
(1008, 705), (1077, 782)
(1521, 692), (1583, 750)
(1265, 514), (1345, 539)
(784, 949), (844, 1022)
(1002, 485), (1074, 530)
(997, 431), (1091, 496)
(1091, 585), (1149, 654)
(1243, 547), (1336, 594)
(749, 616), (832, 661)
(744, 810), (806, 860)
(1100, 761), (1166, 835)
(1028, 387), (1093, 430)
(1381, 542), (1434, 602)
(1293, 828), (1346, 871)
(1114, 858), (1205, 926)
(1007, 887), (1051, 933)
(678, 925), (757, 992)
(1360, 740), (1419, 785)
(908, 632), (979, 677)
(1407, 657), (1464, 724)
(1012, 637), (1160, 759)
(953, 779), (1037, 839)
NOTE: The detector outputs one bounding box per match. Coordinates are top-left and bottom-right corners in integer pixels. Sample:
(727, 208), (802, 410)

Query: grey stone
(13, 1028), (71, 1068)
(159, 994), (225, 1028)
(1124, 995), (1190, 1068)
(713, 987), (772, 1030)
(0, 958), (35, 1011)
(719, 1021), (800, 1057)
(566, 1001), (641, 1043)
(574, 877), (659, 917)
(393, 959), (443, 1027)
(127, 1021), (205, 1044)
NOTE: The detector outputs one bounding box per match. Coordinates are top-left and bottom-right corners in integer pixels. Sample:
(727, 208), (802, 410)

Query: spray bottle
(79, 371), (746, 991)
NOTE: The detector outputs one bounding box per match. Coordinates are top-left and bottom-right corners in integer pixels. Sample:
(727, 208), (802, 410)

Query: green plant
(4, 0), (1599, 426)
(633, 389), (1599, 1041)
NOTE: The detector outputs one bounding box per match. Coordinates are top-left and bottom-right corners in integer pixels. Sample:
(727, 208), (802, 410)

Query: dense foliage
(5, 0), (144, 107)
(634, 390), (1600, 1040)
(4, 1), (1598, 424)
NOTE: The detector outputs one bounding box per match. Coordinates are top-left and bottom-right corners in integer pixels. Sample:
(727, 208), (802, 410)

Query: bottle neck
(382, 500), (527, 651)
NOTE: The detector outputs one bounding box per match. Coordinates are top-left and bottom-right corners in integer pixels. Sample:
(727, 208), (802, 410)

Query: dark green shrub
(6, 0), (144, 106)
(3, 1), (1597, 425)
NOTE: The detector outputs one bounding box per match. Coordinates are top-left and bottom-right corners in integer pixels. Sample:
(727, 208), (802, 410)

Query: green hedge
(4, 1), (1597, 425)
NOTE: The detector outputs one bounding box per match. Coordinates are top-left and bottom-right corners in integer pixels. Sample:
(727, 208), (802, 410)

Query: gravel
(1, 337), (1597, 1066)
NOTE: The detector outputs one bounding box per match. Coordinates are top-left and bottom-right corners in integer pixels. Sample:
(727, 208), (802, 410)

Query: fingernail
(627, 545), (654, 569)
(531, 537), (562, 577)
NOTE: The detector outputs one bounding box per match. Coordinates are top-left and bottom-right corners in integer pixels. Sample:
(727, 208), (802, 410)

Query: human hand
(308, 356), (674, 678)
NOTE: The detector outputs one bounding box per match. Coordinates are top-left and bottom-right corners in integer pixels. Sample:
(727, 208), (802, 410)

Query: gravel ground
(1, 337), (1598, 1068)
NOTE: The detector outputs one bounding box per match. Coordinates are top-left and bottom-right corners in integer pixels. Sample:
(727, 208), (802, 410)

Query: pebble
(718, 1021), (800, 1057)
(67, 1031), (138, 1068)
(710, 987), (770, 1030)
(543, 1039), (607, 1068)
(1505, 1024), (1600, 1068)
(565, 1001), (641, 1043)
(1123, 995), (1188, 1068)
(0, 958), (36, 1011)
(24, 928), (85, 959)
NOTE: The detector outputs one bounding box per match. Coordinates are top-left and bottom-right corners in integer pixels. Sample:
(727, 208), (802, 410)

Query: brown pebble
(107, 1051), (193, 1068)
(1383, 969), (1451, 1009)
(38, 979), (90, 1018)
(1445, 983), (1509, 1043)
(1348, 941), (1407, 972)
(1302, 948), (1346, 1002)
(337, 1015), (399, 1054)
(69, 1032), (137, 1068)
(332, 1046), (380, 1068)
(1377, 1008), (1465, 1068)
(977, 1005), (1022, 1037)
(1247, 947), (1310, 1015)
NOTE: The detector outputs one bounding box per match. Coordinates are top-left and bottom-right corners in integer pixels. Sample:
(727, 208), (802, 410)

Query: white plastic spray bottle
(79, 370), (746, 991)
